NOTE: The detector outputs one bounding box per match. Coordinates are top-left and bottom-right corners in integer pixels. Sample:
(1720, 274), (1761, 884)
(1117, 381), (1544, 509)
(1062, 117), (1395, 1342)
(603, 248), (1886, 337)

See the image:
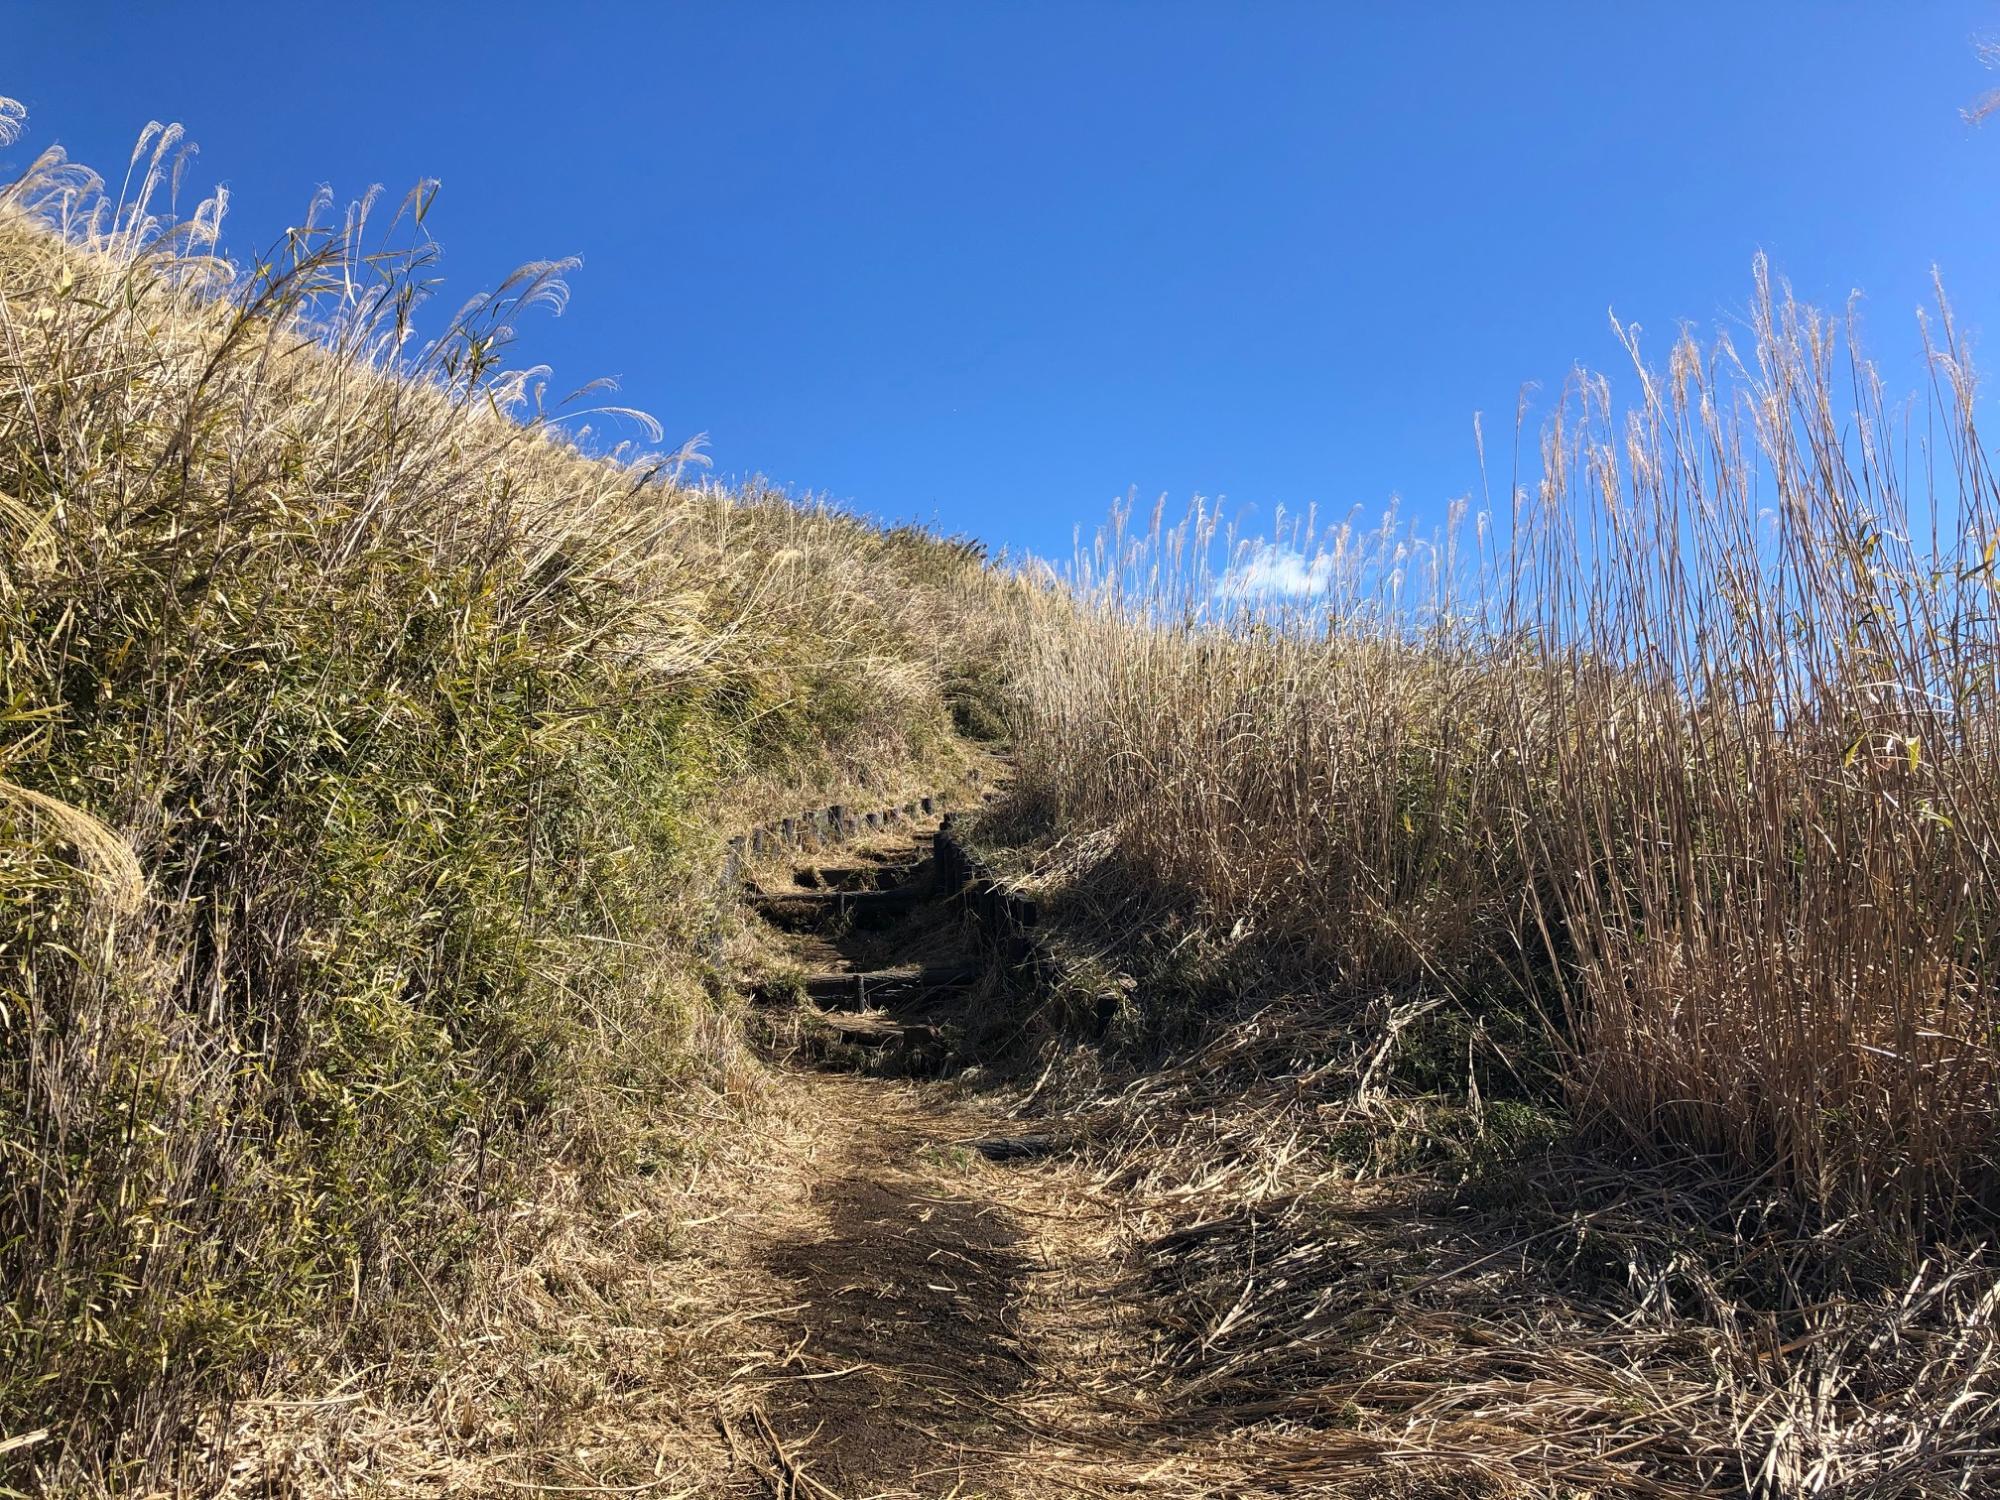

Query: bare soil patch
(754, 1084), (1034, 1494)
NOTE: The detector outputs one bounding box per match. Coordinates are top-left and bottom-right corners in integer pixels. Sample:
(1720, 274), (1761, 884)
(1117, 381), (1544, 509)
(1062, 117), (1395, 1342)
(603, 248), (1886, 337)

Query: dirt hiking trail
(230, 797), (1794, 1497)
(685, 808), (1154, 1500)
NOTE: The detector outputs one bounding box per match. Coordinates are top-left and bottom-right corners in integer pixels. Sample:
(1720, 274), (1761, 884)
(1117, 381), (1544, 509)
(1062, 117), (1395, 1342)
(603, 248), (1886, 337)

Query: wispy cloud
(1217, 542), (1335, 600)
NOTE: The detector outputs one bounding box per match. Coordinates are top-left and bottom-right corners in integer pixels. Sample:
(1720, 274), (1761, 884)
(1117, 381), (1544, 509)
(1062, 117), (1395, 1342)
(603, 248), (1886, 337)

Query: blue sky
(8, 4), (2000, 563)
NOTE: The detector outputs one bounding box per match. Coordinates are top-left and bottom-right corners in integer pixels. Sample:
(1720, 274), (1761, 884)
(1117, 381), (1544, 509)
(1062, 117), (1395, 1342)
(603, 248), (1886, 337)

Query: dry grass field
(4, 98), (1998, 1498)
(994, 266), (2000, 1492)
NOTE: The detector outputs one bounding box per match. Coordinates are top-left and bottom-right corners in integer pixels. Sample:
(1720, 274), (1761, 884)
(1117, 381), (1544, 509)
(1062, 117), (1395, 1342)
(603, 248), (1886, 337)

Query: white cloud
(1217, 543), (1335, 600)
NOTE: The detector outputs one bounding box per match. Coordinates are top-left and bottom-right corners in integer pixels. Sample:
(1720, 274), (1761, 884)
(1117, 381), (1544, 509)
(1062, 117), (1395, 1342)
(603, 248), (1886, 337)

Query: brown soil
(753, 1085), (1032, 1494)
(690, 815), (1147, 1499)
(678, 1063), (1146, 1498)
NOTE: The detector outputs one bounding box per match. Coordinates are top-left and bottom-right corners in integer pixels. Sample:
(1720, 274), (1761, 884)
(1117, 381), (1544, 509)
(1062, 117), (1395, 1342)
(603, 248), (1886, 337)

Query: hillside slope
(0, 135), (1017, 1491)
(8, 115), (2000, 1500)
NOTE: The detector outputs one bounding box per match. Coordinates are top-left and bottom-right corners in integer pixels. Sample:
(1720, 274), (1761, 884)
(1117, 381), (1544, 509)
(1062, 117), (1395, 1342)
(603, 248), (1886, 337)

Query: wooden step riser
(751, 887), (929, 933)
(762, 965), (985, 1010)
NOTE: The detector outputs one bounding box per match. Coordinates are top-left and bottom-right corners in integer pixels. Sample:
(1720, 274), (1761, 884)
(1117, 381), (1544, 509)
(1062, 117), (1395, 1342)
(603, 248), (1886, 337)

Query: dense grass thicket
(0, 129), (1007, 1484)
(1014, 264), (2000, 1244)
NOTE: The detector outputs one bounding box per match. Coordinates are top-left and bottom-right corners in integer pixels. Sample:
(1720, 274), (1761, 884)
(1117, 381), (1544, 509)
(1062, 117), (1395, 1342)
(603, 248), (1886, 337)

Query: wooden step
(752, 963), (983, 1009)
(806, 963), (982, 1008)
(752, 887), (925, 929)
(793, 862), (923, 893)
(815, 1013), (941, 1049)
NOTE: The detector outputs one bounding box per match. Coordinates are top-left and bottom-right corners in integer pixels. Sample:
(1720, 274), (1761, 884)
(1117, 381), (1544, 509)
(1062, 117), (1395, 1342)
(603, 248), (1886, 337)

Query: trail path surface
(691, 811), (1147, 1500)
(239, 797), (1764, 1497)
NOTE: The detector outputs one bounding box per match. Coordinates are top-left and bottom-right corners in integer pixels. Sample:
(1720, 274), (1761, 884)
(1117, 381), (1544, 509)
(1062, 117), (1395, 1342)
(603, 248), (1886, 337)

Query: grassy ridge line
(0, 134), (1007, 1486)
